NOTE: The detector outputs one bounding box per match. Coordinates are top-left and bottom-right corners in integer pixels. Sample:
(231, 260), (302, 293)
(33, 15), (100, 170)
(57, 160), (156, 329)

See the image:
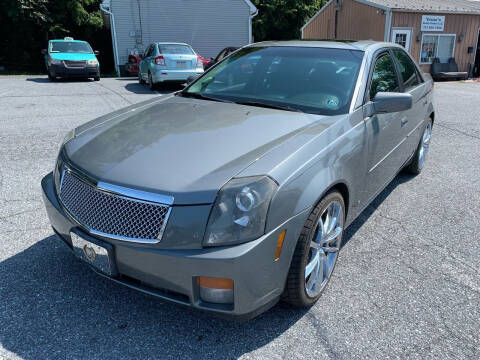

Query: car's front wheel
(283, 191), (344, 307)
(47, 68), (56, 82)
(406, 118), (433, 175)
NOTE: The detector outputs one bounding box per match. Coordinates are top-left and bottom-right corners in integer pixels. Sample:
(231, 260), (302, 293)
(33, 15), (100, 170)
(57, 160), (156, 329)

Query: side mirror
(41, 49), (47, 55)
(94, 50), (100, 55)
(365, 92), (413, 117)
(186, 74), (199, 84)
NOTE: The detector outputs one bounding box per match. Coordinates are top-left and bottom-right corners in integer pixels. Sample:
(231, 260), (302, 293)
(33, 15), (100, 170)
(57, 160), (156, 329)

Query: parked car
(204, 47), (239, 71)
(138, 42), (204, 90)
(124, 54), (141, 76)
(42, 37), (100, 81)
(41, 41), (434, 319)
(197, 54), (211, 67)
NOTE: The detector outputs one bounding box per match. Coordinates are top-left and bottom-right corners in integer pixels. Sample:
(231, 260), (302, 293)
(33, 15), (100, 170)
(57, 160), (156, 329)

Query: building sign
(421, 15), (445, 31)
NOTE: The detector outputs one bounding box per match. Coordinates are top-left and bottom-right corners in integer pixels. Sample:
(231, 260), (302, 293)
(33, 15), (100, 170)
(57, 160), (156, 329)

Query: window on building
(420, 34), (456, 64)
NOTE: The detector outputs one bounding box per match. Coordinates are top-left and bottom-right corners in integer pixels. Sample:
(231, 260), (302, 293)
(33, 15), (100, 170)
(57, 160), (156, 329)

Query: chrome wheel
(305, 200), (343, 298)
(418, 122), (432, 170)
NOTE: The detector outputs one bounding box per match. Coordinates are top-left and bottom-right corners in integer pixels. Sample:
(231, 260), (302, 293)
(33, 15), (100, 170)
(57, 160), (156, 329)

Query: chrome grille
(64, 60), (86, 68)
(59, 169), (170, 242)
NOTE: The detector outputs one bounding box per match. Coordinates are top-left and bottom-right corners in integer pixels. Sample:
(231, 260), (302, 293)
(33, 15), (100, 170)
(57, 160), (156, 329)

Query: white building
(100, 0), (258, 75)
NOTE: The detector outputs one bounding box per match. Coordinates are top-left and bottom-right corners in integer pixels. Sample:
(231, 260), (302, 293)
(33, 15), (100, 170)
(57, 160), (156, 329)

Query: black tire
(148, 72), (156, 90)
(94, 76), (100, 81)
(282, 191), (345, 307)
(48, 69), (56, 82)
(138, 72), (145, 84)
(405, 118), (433, 175)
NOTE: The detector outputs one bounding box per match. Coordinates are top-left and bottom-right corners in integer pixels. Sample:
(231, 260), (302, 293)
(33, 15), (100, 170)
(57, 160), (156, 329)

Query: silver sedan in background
(42, 40), (434, 319)
(138, 42), (204, 90)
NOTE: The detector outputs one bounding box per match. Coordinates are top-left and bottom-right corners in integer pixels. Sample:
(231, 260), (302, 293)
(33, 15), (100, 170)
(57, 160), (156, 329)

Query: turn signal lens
(274, 230), (286, 261)
(198, 277), (233, 290)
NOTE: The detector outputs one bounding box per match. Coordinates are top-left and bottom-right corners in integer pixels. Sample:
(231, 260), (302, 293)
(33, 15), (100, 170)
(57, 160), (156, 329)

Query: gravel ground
(0, 76), (479, 360)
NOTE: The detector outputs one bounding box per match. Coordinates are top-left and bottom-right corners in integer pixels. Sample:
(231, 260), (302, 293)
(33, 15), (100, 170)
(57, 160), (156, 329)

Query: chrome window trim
(58, 160), (173, 244)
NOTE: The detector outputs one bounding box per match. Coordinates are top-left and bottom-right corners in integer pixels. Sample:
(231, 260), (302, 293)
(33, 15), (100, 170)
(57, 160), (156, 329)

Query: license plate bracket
(70, 231), (116, 276)
(176, 61), (187, 68)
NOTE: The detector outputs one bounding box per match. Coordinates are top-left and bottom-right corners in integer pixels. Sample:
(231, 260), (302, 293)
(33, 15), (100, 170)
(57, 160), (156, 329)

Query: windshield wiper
(234, 101), (304, 113)
(177, 92), (234, 103)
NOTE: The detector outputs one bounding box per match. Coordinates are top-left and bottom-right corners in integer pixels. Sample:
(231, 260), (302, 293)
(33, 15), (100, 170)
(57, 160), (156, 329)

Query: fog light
(197, 277), (234, 304)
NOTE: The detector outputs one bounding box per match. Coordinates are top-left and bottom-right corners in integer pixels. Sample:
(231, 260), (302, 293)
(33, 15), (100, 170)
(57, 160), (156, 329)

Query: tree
(0, 0), (113, 73)
(251, 0), (327, 41)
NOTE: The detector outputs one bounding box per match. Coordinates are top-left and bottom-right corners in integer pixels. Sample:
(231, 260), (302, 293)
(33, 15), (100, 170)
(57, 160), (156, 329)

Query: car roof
(49, 39), (89, 43)
(248, 40), (396, 52)
(155, 42), (192, 46)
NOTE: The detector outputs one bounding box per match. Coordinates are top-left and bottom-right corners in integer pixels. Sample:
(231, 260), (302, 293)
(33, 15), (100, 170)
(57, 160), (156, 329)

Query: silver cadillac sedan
(41, 40), (434, 319)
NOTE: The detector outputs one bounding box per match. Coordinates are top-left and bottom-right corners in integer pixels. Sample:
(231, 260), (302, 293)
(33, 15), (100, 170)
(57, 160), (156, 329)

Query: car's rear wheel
(148, 72), (156, 90)
(138, 72), (145, 84)
(406, 119), (433, 175)
(283, 191), (344, 307)
(94, 76), (100, 81)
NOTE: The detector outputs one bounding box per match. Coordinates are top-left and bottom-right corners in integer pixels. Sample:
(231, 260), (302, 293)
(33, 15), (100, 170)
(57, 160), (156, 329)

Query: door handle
(401, 117), (408, 127)
(423, 99), (428, 106)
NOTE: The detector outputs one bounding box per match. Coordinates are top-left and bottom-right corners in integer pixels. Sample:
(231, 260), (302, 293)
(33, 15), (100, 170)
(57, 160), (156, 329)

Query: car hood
(64, 96), (326, 204)
(50, 52), (97, 61)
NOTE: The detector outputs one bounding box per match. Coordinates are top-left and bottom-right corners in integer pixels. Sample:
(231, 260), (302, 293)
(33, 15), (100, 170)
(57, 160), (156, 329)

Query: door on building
(391, 29), (412, 51)
(474, 28), (480, 77)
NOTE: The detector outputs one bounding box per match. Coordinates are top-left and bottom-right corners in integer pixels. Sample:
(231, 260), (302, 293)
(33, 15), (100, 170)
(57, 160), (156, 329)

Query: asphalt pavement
(0, 76), (479, 359)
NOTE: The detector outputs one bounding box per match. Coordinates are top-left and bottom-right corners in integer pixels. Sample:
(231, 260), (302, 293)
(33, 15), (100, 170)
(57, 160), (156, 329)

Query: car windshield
(185, 46), (364, 115)
(158, 44), (194, 55)
(50, 42), (93, 53)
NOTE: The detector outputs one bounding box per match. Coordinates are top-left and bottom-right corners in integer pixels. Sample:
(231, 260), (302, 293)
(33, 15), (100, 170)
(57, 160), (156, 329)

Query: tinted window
(50, 42), (92, 53)
(158, 44), (194, 55)
(392, 49), (420, 91)
(370, 54), (400, 99)
(186, 46), (364, 115)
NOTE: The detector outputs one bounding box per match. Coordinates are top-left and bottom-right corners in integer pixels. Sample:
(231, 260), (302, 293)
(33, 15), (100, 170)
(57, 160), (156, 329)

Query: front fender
(265, 109), (367, 233)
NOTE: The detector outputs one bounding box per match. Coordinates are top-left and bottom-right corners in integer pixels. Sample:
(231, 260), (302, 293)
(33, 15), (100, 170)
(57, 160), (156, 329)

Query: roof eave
(391, 8), (480, 15)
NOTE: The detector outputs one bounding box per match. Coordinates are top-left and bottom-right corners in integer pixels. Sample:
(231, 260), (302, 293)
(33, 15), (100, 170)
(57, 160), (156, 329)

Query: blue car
(42, 38), (100, 81)
(138, 42), (204, 90)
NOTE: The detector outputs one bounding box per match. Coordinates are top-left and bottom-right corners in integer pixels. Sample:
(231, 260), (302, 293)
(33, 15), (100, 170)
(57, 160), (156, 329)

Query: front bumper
(41, 172), (308, 319)
(151, 67), (204, 83)
(50, 64), (100, 78)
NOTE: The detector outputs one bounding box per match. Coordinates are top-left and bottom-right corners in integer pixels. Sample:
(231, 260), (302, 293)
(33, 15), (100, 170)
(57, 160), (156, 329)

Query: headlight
(49, 58), (62, 65)
(87, 59), (99, 66)
(204, 176), (278, 247)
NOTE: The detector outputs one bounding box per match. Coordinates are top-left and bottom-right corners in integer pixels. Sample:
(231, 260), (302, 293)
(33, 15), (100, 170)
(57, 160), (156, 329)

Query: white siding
(111, 0), (251, 64)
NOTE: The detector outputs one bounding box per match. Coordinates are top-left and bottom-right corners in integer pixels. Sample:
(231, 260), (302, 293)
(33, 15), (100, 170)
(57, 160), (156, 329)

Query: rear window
(158, 44), (194, 55)
(50, 42), (92, 53)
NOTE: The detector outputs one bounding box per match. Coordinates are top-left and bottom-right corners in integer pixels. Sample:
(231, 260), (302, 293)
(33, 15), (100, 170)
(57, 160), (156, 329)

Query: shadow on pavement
(124, 82), (184, 95)
(26, 77), (94, 83)
(342, 172), (414, 248)
(0, 236), (307, 359)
